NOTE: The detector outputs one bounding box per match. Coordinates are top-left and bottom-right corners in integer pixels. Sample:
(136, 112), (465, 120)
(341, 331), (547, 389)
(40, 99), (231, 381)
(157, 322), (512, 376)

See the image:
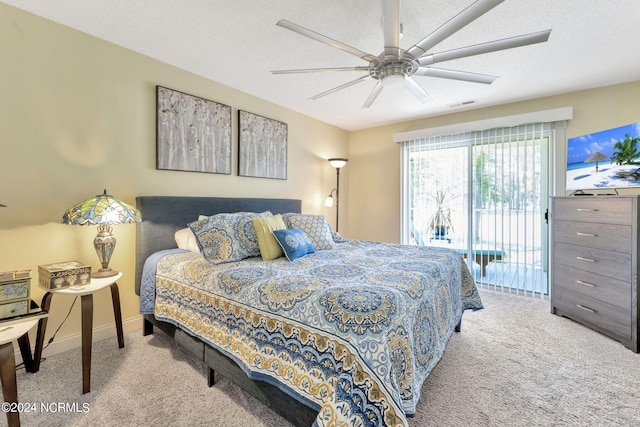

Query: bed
(135, 196), (483, 427)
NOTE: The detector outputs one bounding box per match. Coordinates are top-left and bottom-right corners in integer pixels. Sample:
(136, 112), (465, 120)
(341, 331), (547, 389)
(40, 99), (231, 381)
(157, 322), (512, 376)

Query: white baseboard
(14, 316), (143, 364)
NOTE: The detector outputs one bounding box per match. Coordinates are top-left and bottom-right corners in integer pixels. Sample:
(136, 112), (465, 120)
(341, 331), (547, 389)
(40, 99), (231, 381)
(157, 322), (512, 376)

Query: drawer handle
(576, 232), (596, 237)
(576, 256), (595, 263)
(576, 208), (599, 212)
(576, 304), (596, 314)
(575, 280), (596, 288)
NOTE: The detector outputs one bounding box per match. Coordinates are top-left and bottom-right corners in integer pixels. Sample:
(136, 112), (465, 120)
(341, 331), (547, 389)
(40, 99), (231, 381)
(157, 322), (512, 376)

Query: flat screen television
(566, 121), (640, 191)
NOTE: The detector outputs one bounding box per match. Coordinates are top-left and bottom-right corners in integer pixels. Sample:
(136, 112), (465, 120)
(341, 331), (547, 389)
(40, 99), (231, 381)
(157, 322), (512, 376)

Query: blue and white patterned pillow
(188, 211), (271, 263)
(281, 213), (335, 250)
(272, 228), (316, 261)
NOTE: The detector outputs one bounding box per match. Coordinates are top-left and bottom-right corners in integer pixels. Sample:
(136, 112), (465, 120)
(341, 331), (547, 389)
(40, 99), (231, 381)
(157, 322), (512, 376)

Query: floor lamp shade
(328, 158), (348, 169)
(327, 158), (348, 232)
(62, 190), (141, 278)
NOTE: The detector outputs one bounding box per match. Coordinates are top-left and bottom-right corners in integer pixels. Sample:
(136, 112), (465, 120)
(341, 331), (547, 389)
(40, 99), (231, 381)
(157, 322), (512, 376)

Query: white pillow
(174, 227), (200, 253)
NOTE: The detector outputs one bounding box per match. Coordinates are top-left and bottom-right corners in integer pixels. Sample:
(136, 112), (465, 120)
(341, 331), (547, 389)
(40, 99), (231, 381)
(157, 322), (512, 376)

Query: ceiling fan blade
(272, 66), (369, 74)
(418, 30), (551, 66)
(362, 81), (384, 109)
(277, 19), (378, 62)
(414, 67), (497, 84)
(308, 75), (370, 101)
(382, 0), (401, 56)
(406, 0), (505, 58)
(404, 77), (432, 104)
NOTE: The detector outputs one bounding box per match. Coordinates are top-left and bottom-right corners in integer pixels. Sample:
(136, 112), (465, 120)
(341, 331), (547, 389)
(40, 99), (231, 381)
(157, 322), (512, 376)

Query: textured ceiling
(4, 0), (640, 131)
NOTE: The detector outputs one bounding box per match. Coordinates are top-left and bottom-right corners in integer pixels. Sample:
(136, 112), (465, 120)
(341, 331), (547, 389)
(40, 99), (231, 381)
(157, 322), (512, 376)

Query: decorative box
(38, 261), (92, 290)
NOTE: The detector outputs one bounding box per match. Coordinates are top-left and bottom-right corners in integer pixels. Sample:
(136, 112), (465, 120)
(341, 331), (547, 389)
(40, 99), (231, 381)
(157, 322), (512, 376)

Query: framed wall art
(156, 86), (232, 174)
(238, 110), (288, 180)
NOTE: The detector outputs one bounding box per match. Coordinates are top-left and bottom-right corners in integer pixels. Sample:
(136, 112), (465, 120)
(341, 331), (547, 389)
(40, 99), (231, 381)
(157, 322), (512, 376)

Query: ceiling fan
(272, 0), (551, 108)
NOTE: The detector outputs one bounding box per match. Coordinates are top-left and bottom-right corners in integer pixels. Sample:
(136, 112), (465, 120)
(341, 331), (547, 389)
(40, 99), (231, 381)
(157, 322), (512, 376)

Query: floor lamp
(324, 158), (348, 232)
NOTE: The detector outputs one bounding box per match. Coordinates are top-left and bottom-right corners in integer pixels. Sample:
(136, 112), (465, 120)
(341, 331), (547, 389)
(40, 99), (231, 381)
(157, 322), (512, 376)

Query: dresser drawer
(553, 197), (632, 225)
(553, 286), (631, 343)
(0, 278), (30, 302)
(553, 263), (630, 310)
(554, 242), (631, 282)
(553, 221), (631, 252)
(0, 299), (29, 317)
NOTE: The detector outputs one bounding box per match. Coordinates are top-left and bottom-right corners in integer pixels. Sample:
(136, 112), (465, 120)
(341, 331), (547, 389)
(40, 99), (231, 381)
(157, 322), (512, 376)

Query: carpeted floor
(11, 288), (640, 426)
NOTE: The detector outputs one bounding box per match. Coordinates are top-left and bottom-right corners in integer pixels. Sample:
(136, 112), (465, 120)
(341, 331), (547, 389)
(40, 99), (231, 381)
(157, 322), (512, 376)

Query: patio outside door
(403, 123), (551, 295)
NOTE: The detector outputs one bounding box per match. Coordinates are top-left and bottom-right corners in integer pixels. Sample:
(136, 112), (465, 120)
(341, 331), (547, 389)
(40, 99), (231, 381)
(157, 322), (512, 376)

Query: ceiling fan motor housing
(369, 55), (419, 84)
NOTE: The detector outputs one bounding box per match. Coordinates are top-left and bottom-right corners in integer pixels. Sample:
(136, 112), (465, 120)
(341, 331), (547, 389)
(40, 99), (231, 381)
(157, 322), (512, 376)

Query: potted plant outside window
(428, 191), (459, 241)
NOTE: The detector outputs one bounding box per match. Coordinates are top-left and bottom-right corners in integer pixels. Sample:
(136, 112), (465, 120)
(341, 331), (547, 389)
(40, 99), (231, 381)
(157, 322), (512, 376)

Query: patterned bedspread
(142, 240), (483, 426)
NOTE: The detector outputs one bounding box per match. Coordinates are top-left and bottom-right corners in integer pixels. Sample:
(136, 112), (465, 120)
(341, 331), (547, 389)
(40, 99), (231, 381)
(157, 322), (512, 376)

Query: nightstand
(0, 300), (48, 427)
(32, 272), (124, 394)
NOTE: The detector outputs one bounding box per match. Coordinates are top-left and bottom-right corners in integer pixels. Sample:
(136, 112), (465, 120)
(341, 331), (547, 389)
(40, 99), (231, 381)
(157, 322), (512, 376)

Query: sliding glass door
(403, 123), (552, 295)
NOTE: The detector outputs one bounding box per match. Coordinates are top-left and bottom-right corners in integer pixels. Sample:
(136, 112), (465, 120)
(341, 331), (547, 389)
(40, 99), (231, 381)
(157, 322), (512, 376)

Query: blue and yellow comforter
(141, 240), (483, 426)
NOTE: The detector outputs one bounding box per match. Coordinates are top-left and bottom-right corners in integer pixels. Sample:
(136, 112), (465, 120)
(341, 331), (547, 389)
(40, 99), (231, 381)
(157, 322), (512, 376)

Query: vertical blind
(403, 123), (552, 296)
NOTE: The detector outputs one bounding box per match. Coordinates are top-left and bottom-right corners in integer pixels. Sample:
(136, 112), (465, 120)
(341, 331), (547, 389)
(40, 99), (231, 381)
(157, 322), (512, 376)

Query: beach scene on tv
(567, 121), (640, 191)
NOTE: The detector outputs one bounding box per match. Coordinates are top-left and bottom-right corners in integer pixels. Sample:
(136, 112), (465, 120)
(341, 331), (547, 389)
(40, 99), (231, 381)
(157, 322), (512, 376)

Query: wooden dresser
(550, 196), (639, 352)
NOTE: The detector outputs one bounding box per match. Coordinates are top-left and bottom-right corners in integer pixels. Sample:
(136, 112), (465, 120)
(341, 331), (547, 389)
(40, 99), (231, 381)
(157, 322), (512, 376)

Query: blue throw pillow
(272, 228), (315, 261)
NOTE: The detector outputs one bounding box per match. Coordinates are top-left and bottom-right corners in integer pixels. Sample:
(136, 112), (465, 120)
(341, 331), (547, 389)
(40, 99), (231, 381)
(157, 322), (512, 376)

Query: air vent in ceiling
(449, 100), (477, 108)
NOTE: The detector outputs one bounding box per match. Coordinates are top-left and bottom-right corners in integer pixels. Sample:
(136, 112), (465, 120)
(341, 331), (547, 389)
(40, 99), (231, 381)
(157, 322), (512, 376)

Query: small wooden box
(38, 261), (92, 290)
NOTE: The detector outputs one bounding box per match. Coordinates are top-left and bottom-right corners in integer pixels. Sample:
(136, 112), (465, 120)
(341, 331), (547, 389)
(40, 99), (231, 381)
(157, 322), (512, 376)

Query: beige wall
(347, 81), (640, 243)
(0, 4), (348, 352)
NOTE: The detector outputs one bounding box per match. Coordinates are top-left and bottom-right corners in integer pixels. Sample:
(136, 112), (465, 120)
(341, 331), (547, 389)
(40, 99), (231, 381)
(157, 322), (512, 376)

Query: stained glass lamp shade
(62, 190), (141, 278)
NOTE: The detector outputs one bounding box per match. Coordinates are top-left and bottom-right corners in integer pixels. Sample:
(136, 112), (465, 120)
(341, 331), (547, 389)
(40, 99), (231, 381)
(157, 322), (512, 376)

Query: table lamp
(62, 190), (141, 278)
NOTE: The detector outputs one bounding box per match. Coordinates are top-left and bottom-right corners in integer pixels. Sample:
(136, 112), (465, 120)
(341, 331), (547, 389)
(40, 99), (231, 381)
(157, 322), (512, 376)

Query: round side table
(0, 318), (41, 427)
(32, 272), (124, 394)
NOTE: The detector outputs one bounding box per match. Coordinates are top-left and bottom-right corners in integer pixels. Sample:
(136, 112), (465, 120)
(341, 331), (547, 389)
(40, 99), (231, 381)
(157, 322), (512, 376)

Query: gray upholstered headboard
(134, 196), (302, 295)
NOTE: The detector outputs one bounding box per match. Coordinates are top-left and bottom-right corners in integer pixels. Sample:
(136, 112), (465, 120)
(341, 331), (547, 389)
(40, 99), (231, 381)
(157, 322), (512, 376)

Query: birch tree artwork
(156, 86), (231, 174)
(238, 110), (287, 180)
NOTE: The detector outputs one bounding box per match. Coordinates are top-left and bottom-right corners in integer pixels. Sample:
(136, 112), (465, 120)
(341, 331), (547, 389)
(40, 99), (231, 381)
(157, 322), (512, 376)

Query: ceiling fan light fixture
(381, 74), (406, 88)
